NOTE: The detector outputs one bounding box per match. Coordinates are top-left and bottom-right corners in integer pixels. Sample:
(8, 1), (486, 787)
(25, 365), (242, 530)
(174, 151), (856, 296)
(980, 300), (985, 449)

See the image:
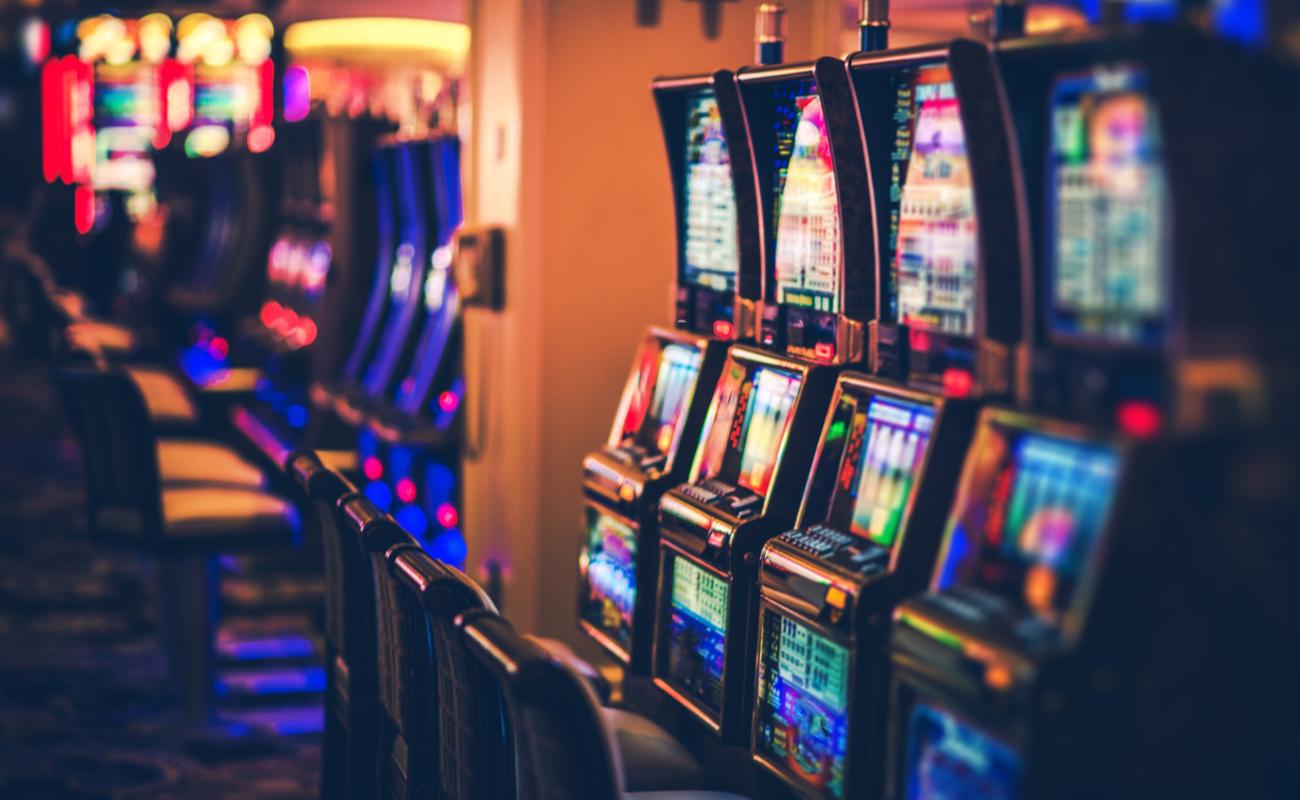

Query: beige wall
(465, 0), (833, 644)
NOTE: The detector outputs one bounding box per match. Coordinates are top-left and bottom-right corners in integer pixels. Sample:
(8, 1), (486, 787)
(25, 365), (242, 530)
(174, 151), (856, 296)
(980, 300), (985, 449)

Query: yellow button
(825, 586), (847, 610)
(618, 484), (635, 502)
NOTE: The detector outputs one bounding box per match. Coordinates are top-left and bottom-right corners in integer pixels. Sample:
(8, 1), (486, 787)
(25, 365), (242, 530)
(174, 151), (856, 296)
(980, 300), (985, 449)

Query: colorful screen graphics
(636, 343), (703, 455)
(822, 394), (936, 549)
(889, 64), (978, 336)
(682, 94), (740, 293)
(581, 508), (638, 650)
(1047, 64), (1167, 346)
(693, 361), (803, 497)
(904, 701), (1022, 800)
(93, 63), (157, 201)
(664, 555), (730, 717)
(755, 611), (851, 798)
(772, 84), (841, 313)
(937, 422), (1119, 629)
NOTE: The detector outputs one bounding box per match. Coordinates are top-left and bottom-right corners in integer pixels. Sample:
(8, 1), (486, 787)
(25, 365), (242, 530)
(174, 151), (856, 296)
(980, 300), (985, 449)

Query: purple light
(284, 66), (310, 123)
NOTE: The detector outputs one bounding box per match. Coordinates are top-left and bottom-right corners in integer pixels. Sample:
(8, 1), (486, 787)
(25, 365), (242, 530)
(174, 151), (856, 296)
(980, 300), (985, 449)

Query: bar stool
(55, 361), (300, 722)
(459, 611), (750, 800)
(385, 547), (709, 796)
(286, 451), (377, 800)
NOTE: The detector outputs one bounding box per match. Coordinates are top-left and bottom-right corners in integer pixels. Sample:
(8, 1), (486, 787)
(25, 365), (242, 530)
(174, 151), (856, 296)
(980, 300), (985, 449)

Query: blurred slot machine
(577, 70), (759, 673)
(746, 20), (1029, 797)
(886, 19), (1299, 800)
(650, 47), (874, 744)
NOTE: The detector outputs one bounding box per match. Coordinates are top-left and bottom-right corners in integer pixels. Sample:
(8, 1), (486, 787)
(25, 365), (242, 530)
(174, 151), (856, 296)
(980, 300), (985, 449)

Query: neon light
(429, 529), (467, 566)
(295, 317), (318, 347)
(712, 320), (733, 339)
(210, 336), (229, 359)
(283, 65), (310, 122)
(437, 390), (459, 413)
(363, 456), (384, 481)
(254, 58), (274, 128)
(286, 404), (309, 429)
(395, 505), (428, 537)
(74, 186), (94, 234)
(435, 503), (459, 529)
(364, 480), (392, 511)
(909, 328), (932, 353)
(248, 124), (274, 154)
(396, 478), (418, 504)
(41, 59), (61, 182)
(283, 18), (470, 63)
(260, 300), (281, 327)
(814, 341), (836, 361)
(23, 18), (50, 66)
(942, 368), (973, 398)
(1116, 399), (1162, 438)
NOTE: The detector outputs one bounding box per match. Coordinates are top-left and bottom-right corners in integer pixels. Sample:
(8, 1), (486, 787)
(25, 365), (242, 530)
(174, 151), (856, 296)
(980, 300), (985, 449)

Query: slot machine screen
(631, 343), (704, 457)
(1047, 64), (1167, 347)
(663, 554), (730, 717)
(904, 701), (1022, 799)
(682, 93), (740, 293)
(936, 420), (1119, 629)
(771, 82), (841, 313)
(888, 64), (978, 336)
(693, 359), (803, 497)
(817, 394), (937, 549)
(93, 63), (157, 199)
(581, 508), (637, 651)
(755, 610), (851, 798)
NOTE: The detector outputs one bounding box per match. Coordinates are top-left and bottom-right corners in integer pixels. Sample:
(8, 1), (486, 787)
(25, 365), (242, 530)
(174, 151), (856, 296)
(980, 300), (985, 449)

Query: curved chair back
(460, 613), (624, 800)
(390, 548), (513, 800)
(287, 452), (370, 800)
(339, 494), (434, 800)
(54, 362), (164, 546)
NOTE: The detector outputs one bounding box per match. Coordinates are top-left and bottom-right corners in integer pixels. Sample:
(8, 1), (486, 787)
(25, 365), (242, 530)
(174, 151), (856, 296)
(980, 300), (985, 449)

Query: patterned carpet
(0, 348), (321, 800)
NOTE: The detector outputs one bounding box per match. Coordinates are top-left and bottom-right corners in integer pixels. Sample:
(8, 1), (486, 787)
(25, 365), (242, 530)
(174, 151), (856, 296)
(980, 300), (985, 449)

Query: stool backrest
(390, 548), (513, 800)
(288, 452), (361, 662)
(460, 613), (624, 800)
(54, 362), (163, 543)
(340, 494), (435, 799)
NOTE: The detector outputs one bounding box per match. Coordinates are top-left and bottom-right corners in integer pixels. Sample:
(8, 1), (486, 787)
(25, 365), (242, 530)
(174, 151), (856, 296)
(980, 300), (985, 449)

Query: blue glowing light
(395, 505), (429, 537)
(429, 529), (467, 567)
(364, 480), (393, 511)
(286, 404), (309, 429)
(425, 462), (455, 504)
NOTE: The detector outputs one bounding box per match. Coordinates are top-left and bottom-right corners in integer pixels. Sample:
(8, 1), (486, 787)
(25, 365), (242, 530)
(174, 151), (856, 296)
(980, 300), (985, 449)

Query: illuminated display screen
(663, 554), (729, 717)
(682, 93), (739, 293)
(755, 610), (850, 798)
(937, 422), (1119, 628)
(888, 64), (978, 337)
(92, 60), (158, 203)
(1047, 64), (1167, 346)
(904, 701), (1022, 799)
(693, 360), (803, 498)
(630, 343), (703, 456)
(772, 87), (841, 313)
(822, 395), (936, 549)
(580, 508), (637, 651)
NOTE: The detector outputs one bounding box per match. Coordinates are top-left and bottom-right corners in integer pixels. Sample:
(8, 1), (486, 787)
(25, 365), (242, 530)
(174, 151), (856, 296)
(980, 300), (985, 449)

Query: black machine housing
(736, 57), (875, 368)
(849, 43), (1022, 397)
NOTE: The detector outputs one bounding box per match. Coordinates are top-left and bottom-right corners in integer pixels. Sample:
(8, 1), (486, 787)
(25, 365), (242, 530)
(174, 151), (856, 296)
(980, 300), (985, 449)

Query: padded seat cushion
(162, 487), (299, 540)
(67, 319), (136, 353)
(604, 708), (707, 793)
(156, 440), (266, 488)
(124, 366), (198, 427)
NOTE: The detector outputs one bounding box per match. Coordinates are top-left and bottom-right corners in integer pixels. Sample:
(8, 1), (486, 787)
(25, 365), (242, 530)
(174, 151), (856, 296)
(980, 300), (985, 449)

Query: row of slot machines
(578, 17), (1298, 800)
(230, 119), (470, 567)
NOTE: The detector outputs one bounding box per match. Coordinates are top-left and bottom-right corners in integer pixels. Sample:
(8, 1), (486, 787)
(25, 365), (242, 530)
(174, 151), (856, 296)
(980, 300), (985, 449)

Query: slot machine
(577, 69), (758, 673)
(747, 20), (1027, 797)
(885, 22), (1299, 799)
(359, 134), (468, 567)
(650, 52), (872, 744)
